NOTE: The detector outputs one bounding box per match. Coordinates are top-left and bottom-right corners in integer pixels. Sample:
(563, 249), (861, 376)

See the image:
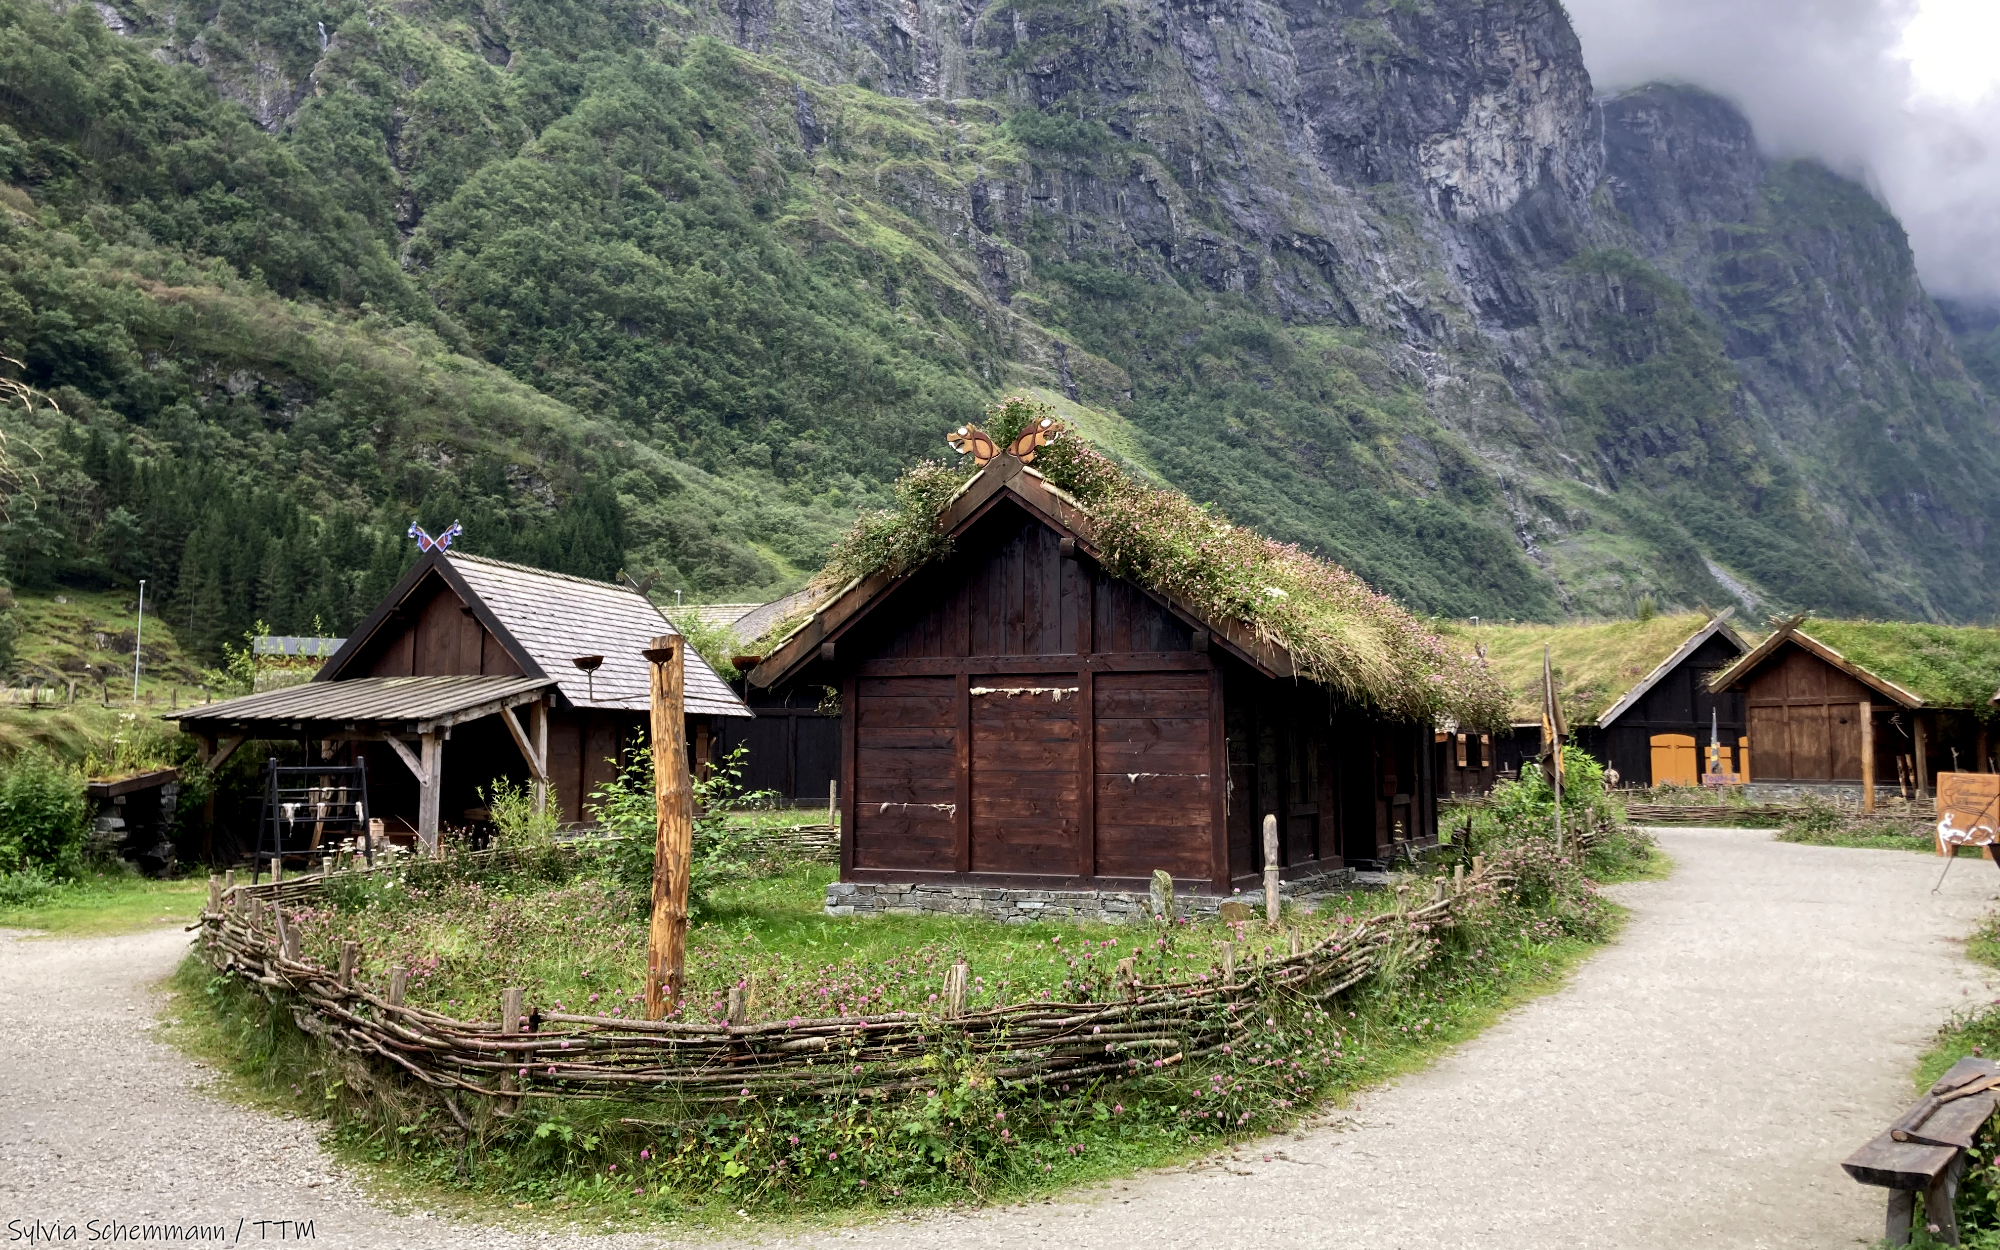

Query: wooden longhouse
(745, 453), (1444, 896)
(174, 552), (749, 850)
(1708, 619), (2000, 807)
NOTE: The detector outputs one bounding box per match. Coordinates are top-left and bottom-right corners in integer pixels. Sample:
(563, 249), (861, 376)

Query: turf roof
(1786, 620), (2000, 710)
(1466, 614), (1746, 725)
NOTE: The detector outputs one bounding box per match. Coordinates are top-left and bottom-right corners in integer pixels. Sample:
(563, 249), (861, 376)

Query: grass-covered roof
(1793, 620), (2000, 709)
(806, 398), (1509, 729)
(1466, 614), (1739, 724)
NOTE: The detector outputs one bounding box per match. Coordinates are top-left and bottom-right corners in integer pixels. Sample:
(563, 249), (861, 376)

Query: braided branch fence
(197, 851), (1533, 1108)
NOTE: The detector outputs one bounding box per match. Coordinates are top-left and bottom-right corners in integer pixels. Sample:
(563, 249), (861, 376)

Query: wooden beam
(413, 685), (553, 734)
(383, 734), (428, 786)
(203, 735), (246, 775)
(1916, 714), (1931, 800)
(532, 698), (548, 816)
(644, 637), (694, 1019)
(1862, 699), (1876, 812)
(1208, 661), (1230, 893)
(499, 703), (549, 783)
(418, 733), (442, 854)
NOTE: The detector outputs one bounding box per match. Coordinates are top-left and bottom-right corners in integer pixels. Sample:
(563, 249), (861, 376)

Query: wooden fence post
(727, 984), (748, 1026)
(388, 964), (407, 1007)
(943, 960), (970, 1018)
(498, 986), (524, 1104)
(643, 636), (693, 1020)
(1221, 941), (1236, 985)
(1262, 813), (1280, 926)
(338, 940), (359, 988)
(206, 874), (221, 915)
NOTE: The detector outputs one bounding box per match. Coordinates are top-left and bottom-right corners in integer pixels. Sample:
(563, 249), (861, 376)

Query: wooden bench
(1844, 1057), (2000, 1245)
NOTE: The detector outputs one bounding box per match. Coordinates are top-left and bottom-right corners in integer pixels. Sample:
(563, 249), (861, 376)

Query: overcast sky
(1565, 0), (2000, 305)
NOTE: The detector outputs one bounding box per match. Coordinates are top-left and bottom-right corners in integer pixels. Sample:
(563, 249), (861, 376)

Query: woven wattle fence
(197, 854), (1522, 1106)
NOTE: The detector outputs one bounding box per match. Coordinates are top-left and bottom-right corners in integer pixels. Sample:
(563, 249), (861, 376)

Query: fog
(1564, 0), (2000, 305)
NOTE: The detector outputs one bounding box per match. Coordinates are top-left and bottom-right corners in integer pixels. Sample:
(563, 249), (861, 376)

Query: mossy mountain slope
(1, 0), (1994, 663)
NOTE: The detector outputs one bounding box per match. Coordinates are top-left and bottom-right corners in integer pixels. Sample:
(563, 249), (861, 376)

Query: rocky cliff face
(88, 0), (2000, 619)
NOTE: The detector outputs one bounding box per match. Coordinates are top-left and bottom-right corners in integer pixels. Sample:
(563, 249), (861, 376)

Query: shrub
(591, 743), (757, 917)
(484, 776), (562, 849)
(0, 866), (58, 907)
(0, 752), (87, 876)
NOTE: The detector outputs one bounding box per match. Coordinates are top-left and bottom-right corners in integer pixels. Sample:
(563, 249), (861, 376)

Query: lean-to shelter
(746, 449), (1500, 894)
(173, 551), (749, 850)
(1708, 619), (2000, 806)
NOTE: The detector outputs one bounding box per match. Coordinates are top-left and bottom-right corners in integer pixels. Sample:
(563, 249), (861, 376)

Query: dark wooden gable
(1622, 634), (1745, 728)
(333, 568), (526, 681)
(1743, 640), (1875, 782)
(840, 496), (1219, 887)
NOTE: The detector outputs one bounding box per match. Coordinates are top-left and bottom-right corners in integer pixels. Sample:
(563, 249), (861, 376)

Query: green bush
(483, 776), (562, 849)
(592, 743), (756, 917)
(1475, 745), (1653, 881)
(0, 752), (87, 876)
(0, 865), (59, 906)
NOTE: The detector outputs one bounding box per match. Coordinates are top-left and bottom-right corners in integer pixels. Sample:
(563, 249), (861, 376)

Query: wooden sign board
(1936, 772), (2000, 856)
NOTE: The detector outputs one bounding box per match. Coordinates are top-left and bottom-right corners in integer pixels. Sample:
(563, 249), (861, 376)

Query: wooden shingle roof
(443, 554), (748, 718)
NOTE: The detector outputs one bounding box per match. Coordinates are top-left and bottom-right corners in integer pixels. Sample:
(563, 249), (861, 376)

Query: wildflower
(1113, 1103), (1123, 1115)
(640, 1149), (651, 1160)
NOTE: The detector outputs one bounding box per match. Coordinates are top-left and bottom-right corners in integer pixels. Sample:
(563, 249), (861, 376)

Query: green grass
(168, 836), (1638, 1225)
(1777, 827), (1940, 853)
(0, 873), (205, 936)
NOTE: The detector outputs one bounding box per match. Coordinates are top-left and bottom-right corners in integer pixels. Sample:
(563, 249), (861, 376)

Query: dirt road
(1, 828), (1993, 1248)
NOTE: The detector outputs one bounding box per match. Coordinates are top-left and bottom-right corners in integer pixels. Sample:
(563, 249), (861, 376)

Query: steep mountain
(1, 0), (1994, 666)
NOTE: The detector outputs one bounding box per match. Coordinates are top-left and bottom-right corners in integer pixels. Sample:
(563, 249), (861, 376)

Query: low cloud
(1565, 0), (2000, 304)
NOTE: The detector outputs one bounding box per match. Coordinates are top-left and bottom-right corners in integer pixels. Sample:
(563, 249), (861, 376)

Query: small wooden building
(1434, 728), (1497, 798)
(175, 551), (749, 849)
(1593, 614), (1749, 785)
(746, 454), (1446, 895)
(1709, 619), (1999, 805)
(1475, 613), (1749, 788)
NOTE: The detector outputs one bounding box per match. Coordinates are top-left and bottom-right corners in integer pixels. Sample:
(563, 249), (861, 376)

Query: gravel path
(2, 828), (1995, 1249)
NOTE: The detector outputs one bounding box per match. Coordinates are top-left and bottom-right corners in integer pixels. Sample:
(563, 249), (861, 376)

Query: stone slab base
(1740, 781), (1869, 805)
(825, 870), (1357, 924)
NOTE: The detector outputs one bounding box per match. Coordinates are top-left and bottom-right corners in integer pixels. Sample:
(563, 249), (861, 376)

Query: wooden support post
(1862, 700), (1876, 813)
(1221, 941), (1236, 985)
(270, 856), (283, 884)
(828, 779), (838, 829)
(279, 913), (299, 963)
(643, 636), (693, 1020)
(1262, 813), (1281, 926)
(531, 699), (548, 817)
(727, 984), (748, 1026)
(498, 987), (524, 1102)
(388, 964), (408, 1007)
(418, 731), (442, 853)
(206, 874), (222, 916)
(1886, 1188), (1915, 1247)
(1925, 1152), (1964, 1245)
(338, 940), (359, 988)
(942, 960), (970, 1018)
(1453, 863), (1465, 894)
(1916, 714), (1931, 803)
(1288, 927), (1300, 958)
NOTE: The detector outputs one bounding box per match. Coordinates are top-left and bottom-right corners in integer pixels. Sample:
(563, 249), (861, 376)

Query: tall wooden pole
(1860, 699), (1875, 812)
(644, 636), (693, 1020)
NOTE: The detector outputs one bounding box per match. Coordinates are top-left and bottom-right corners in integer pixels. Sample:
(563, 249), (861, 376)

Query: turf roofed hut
(1474, 612), (1751, 789)
(1708, 618), (2000, 808)
(173, 551), (750, 853)
(743, 401), (1506, 919)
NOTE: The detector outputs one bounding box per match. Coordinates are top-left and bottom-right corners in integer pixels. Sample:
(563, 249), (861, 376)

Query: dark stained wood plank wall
(853, 675), (959, 870)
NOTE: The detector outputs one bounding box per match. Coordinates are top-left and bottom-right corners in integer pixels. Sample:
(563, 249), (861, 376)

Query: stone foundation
(825, 868), (1358, 924)
(1740, 781), (1868, 805)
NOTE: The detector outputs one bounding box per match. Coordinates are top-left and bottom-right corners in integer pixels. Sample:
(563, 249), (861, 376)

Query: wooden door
(1747, 706), (1786, 780)
(1829, 703), (1863, 780)
(1649, 734), (1698, 786)
(1793, 705), (1832, 780)
(969, 676), (1081, 874)
(1093, 671), (1211, 879)
(853, 676), (959, 870)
